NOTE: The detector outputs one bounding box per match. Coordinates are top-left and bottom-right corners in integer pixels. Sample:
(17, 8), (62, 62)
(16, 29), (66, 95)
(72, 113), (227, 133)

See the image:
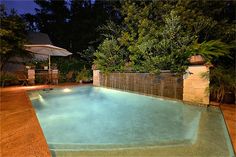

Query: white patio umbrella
(24, 44), (72, 70)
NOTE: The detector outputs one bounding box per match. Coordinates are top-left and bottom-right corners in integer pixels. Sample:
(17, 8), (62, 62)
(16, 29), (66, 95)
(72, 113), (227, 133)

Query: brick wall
(183, 65), (209, 105)
(93, 70), (100, 86)
(28, 69), (35, 85)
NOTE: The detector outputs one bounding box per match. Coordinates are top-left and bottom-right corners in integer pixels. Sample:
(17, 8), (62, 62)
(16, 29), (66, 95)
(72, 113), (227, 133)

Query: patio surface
(220, 104), (236, 153)
(1, 85), (51, 157)
(0, 84), (235, 156)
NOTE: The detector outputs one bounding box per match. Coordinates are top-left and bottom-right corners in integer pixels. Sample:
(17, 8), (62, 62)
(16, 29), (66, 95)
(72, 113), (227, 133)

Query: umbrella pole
(49, 54), (51, 71)
(48, 55), (53, 89)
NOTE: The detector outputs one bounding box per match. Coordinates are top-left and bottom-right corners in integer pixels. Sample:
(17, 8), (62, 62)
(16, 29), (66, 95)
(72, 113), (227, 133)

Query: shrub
(76, 67), (92, 83)
(210, 67), (235, 103)
(187, 40), (232, 64)
(202, 66), (236, 103)
(0, 72), (18, 86)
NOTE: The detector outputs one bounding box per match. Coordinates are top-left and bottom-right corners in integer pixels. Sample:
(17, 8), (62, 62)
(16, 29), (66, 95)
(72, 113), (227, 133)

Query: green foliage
(0, 4), (29, 70)
(35, 74), (44, 84)
(119, 1), (159, 71)
(94, 0), (235, 75)
(51, 57), (84, 74)
(141, 56), (171, 74)
(0, 72), (17, 86)
(76, 66), (92, 83)
(94, 38), (125, 73)
(79, 46), (95, 66)
(202, 66), (236, 103)
(50, 57), (86, 83)
(94, 8), (194, 73)
(24, 0), (120, 66)
(187, 40), (233, 64)
(151, 11), (194, 73)
(30, 60), (47, 69)
(97, 21), (122, 39)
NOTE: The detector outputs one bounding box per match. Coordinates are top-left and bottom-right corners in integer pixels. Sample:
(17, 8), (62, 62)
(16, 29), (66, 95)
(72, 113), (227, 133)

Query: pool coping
(1, 84), (235, 156)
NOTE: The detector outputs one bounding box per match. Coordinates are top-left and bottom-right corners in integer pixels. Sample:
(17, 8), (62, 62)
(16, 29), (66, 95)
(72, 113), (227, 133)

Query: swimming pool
(28, 86), (234, 157)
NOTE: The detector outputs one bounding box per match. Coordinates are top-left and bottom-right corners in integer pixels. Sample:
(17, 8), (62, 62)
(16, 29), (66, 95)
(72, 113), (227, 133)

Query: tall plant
(94, 0), (235, 77)
(94, 38), (125, 73)
(187, 40), (232, 64)
(0, 5), (29, 70)
(151, 11), (195, 73)
(206, 67), (236, 103)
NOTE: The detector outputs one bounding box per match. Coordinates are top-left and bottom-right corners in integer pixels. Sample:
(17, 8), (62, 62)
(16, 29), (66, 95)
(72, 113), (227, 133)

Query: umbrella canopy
(24, 44), (72, 56)
(24, 44), (72, 70)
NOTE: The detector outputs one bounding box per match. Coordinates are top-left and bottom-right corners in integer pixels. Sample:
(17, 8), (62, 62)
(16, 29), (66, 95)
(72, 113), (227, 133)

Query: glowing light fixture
(63, 88), (71, 93)
(38, 94), (46, 104)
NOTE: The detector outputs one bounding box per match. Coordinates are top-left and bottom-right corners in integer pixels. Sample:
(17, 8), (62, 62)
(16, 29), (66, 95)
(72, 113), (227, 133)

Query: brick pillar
(52, 69), (58, 85)
(93, 70), (100, 86)
(183, 65), (209, 105)
(28, 69), (35, 85)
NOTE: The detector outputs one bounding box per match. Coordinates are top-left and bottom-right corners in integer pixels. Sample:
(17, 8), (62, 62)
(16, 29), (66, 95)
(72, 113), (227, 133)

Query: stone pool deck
(220, 104), (236, 153)
(0, 84), (235, 156)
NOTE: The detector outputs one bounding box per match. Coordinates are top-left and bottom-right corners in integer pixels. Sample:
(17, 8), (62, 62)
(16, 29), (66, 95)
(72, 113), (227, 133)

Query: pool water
(28, 86), (235, 157)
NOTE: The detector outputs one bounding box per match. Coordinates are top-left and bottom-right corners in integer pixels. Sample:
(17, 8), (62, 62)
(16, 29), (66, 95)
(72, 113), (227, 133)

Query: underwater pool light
(63, 88), (71, 93)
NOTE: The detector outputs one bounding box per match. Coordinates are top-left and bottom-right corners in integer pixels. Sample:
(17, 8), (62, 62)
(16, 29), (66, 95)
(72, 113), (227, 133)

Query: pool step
(28, 92), (41, 100)
(49, 139), (193, 157)
(50, 140), (192, 149)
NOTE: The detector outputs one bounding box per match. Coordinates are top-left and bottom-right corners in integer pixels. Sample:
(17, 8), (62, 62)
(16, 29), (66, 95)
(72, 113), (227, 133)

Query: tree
(24, 0), (121, 67)
(34, 0), (70, 49)
(94, 0), (235, 75)
(147, 10), (195, 73)
(94, 2), (195, 73)
(0, 4), (29, 70)
(94, 38), (125, 73)
(69, 0), (121, 64)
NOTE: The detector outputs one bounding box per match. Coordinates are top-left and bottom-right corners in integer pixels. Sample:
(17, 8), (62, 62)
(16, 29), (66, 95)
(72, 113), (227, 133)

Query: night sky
(1, 0), (96, 15)
(1, 0), (39, 14)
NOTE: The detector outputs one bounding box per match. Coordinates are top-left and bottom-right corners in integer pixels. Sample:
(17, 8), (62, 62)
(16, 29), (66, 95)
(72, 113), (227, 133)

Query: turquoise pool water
(28, 86), (234, 156)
